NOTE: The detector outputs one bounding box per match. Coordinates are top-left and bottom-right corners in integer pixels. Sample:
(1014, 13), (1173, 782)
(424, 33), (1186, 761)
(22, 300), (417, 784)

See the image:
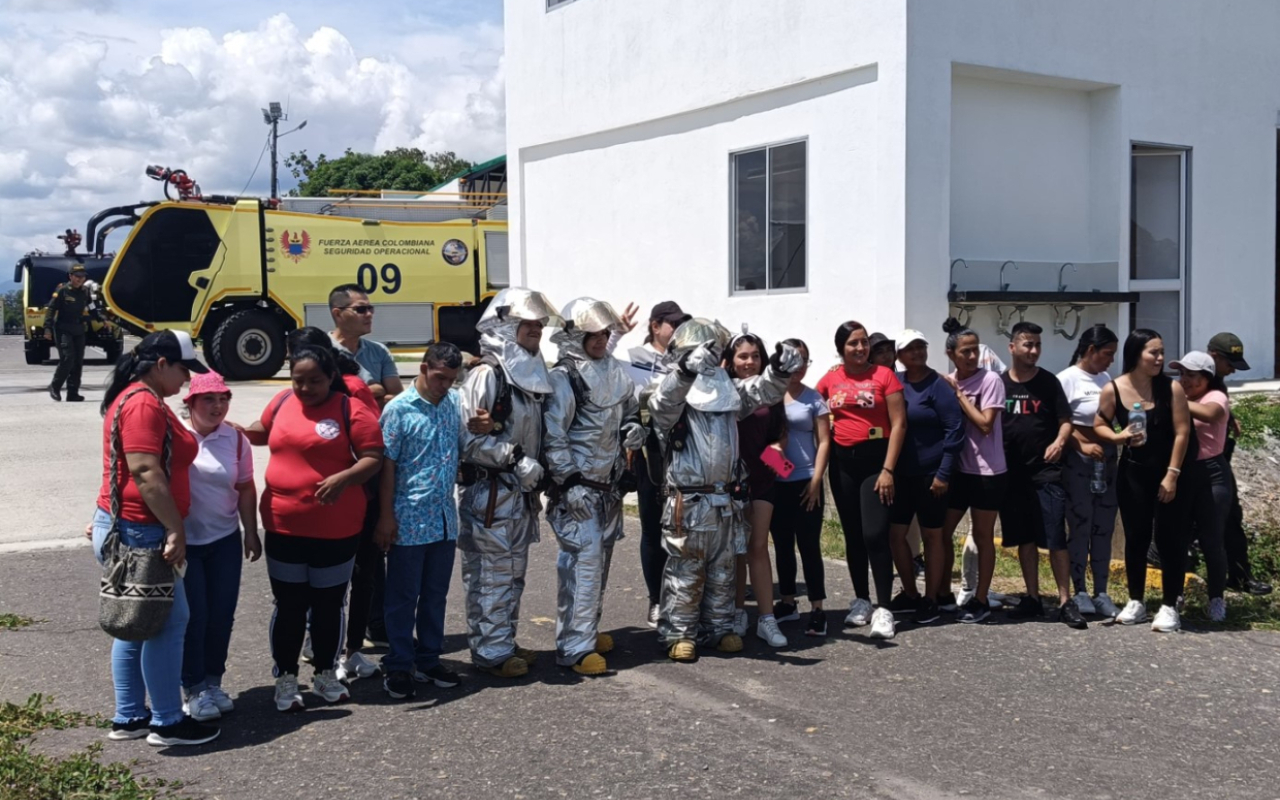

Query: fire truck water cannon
(146, 165), (201, 201)
(57, 229), (82, 256)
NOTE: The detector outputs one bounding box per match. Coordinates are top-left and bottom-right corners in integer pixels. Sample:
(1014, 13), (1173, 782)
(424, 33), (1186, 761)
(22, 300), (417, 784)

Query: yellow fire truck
(88, 160), (508, 379)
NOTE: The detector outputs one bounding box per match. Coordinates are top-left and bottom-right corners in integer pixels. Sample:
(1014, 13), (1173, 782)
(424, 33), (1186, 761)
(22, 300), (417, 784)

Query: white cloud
(0, 6), (504, 269)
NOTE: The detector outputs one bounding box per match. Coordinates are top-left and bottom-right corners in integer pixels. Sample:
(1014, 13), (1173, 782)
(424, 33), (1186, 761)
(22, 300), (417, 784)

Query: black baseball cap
(135, 330), (209, 374)
(650, 300), (691, 327)
(1208, 332), (1250, 371)
(868, 332), (895, 353)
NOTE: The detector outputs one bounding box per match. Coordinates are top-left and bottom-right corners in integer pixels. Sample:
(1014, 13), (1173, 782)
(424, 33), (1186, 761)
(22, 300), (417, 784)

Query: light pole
(261, 101), (307, 200)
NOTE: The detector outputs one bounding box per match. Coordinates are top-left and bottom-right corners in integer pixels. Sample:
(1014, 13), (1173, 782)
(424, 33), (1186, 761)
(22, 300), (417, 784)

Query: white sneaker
(956, 588), (976, 609)
(732, 608), (749, 637)
(1073, 591), (1096, 616)
(182, 690), (222, 722)
(1151, 604), (1181, 633)
(869, 607), (896, 639)
(1207, 597), (1227, 623)
(311, 669), (351, 703)
(756, 616), (788, 648)
(204, 685), (234, 714)
(1093, 593), (1120, 620)
(1117, 599), (1147, 625)
(336, 651), (379, 682)
(844, 598), (874, 627)
(274, 674), (304, 712)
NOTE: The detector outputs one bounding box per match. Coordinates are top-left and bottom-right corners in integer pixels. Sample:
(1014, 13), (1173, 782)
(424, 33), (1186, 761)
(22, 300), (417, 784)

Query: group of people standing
(87, 285), (1270, 748)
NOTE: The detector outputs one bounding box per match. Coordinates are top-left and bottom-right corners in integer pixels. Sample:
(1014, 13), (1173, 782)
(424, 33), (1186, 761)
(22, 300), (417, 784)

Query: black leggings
(1117, 462), (1193, 607)
(636, 451), (668, 605)
(770, 479), (826, 602)
(829, 441), (894, 604)
(266, 532), (359, 677)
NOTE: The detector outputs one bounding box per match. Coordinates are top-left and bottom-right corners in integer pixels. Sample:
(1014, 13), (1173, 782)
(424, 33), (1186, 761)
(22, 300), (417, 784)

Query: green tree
(2, 290), (21, 330)
(284, 148), (474, 197)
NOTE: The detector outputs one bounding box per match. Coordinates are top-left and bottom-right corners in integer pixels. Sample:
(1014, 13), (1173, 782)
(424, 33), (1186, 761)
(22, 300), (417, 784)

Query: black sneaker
(936, 591), (958, 612)
(913, 555), (927, 577)
(146, 715), (220, 747)
(804, 608), (827, 637)
(887, 593), (918, 615)
(1059, 598), (1088, 629)
(915, 597), (940, 625)
(1227, 579), (1274, 597)
(365, 626), (390, 648)
(384, 670), (416, 700)
(958, 599), (991, 624)
(108, 714), (151, 741)
(772, 600), (800, 622)
(1009, 595), (1045, 619)
(414, 664), (462, 688)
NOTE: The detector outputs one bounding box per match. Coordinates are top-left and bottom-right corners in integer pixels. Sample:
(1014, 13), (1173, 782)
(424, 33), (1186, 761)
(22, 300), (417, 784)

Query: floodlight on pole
(261, 100), (299, 200)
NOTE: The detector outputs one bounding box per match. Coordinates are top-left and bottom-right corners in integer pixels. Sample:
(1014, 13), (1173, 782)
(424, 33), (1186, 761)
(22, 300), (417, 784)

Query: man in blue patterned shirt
(375, 341), (467, 700)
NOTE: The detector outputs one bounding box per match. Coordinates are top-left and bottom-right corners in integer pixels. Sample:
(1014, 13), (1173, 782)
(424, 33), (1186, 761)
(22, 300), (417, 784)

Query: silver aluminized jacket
(543, 342), (639, 666)
(457, 329), (549, 668)
(648, 363), (790, 644)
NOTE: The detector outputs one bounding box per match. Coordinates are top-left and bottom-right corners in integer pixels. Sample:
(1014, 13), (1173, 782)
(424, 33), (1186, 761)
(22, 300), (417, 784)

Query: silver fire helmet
(477, 287), (563, 333)
(550, 297), (625, 345)
(667, 317), (731, 357)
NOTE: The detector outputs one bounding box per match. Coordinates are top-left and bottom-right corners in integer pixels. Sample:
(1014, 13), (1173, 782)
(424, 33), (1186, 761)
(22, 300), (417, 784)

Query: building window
(732, 140), (807, 293)
(1129, 144), (1189, 356)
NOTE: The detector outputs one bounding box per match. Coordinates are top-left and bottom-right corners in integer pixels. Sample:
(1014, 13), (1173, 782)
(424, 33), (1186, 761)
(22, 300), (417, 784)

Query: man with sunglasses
(328, 284), (404, 407)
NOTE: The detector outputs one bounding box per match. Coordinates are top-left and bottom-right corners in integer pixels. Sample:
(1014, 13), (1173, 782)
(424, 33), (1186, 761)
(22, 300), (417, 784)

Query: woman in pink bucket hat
(178, 371), (260, 723)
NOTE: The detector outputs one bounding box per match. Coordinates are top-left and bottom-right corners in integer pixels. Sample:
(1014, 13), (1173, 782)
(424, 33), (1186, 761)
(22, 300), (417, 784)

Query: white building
(505, 0), (1280, 375)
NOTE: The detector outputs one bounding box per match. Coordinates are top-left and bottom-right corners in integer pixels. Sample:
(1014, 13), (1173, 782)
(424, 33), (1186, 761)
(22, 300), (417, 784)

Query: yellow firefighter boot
(514, 644), (538, 664)
(595, 633), (614, 654)
(572, 653), (608, 676)
(668, 639), (697, 662)
(478, 656), (529, 679)
(717, 633), (744, 653)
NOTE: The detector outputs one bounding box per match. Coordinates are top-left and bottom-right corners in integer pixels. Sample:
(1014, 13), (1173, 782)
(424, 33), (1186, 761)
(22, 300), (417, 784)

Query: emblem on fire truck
(281, 229), (310, 263)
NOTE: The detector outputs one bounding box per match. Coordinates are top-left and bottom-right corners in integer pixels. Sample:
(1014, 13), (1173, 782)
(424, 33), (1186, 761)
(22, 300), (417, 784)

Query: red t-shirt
(815, 365), (903, 447)
(343, 374), (379, 414)
(259, 389), (384, 539)
(97, 384), (199, 524)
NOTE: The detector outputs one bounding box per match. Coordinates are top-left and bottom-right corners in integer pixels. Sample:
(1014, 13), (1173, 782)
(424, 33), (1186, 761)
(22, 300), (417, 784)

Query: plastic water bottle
(1128, 402), (1147, 447)
(1090, 458), (1107, 495)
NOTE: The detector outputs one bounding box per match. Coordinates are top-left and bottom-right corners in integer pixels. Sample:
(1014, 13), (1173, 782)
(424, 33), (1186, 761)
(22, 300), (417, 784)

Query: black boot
(66, 392), (85, 402)
(48, 385), (61, 402)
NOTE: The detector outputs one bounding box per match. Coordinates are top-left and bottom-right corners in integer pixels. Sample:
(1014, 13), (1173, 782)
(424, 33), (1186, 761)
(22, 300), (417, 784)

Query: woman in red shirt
(815, 321), (906, 640)
(91, 330), (220, 747)
(244, 346), (384, 712)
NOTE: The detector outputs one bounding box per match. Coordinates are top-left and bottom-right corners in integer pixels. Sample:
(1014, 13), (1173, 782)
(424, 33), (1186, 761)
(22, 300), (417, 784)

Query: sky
(0, 0), (505, 287)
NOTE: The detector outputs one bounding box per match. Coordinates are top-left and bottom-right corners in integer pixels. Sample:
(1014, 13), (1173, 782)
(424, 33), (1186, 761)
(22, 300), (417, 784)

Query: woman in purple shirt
(938, 319), (1007, 624)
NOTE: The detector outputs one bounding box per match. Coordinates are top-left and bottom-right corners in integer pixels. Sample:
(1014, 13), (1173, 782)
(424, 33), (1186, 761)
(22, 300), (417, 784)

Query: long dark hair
(1069, 324), (1119, 367)
(1121, 328), (1162, 375)
(289, 346), (350, 395)
(942, 317), (978, 353)
(833, 321), (865, 355)
(288, 326), (362, 376)
(722, 333), (767, 378)
(101, 349), (160, 416)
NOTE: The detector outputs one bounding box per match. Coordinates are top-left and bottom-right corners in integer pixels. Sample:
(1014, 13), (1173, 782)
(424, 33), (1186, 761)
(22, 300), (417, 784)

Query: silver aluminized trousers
(657, 500), (741, 645)
(550, 493), (623, 665)
(459, 492), (539, 668)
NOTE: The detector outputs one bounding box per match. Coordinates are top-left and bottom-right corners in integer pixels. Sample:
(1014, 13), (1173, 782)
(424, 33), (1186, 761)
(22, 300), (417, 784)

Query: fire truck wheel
(212, 309), (286, 381)
(201, 333), (224, 373)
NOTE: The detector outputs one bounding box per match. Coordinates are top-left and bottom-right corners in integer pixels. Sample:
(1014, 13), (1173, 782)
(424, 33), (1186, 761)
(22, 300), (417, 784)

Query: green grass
(0, 694), (194, 800)
(1231, 393), (1280, 449)
(0, 613), (39, 630)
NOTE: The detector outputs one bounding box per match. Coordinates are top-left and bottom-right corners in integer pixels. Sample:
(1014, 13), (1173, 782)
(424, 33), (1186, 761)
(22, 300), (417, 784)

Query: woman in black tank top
(1094, 330), (1196, 632)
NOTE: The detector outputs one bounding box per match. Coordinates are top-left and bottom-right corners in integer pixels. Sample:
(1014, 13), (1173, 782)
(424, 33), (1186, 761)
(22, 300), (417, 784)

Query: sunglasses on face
(337, 305), (376, 315)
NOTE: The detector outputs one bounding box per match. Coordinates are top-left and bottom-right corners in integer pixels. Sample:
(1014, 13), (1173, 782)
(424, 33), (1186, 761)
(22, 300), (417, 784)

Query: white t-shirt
(184, 421), (254, 546)
(1056, 365), (1111, 427)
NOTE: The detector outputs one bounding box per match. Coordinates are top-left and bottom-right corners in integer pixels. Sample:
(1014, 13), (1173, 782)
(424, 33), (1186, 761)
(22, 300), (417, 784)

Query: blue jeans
(92, 507), (189, 727)
(182, 532), (243, 693)
(383, 540), (456, 675)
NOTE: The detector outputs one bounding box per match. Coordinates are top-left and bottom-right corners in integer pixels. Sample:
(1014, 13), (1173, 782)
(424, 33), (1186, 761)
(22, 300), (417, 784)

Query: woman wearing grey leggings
(1056, 325), (1122, 620)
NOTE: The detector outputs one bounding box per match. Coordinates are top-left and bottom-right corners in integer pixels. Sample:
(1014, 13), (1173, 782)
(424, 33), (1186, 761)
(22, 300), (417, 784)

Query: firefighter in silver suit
(457, 288), (561, 678)
(543, 298), (644, 676)
(647, 318), (802, 661)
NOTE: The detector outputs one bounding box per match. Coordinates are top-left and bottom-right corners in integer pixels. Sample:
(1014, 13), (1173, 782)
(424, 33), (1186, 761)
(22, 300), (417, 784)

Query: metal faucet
(950, 258), (968, 292)
(999, 260), (1018, 292)
(1057, 262), (1076, 293)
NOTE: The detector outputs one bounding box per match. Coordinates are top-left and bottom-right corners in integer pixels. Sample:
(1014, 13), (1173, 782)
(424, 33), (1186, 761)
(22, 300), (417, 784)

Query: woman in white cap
(1172, 350), (1233, 622)
(178, 372), (260, 723)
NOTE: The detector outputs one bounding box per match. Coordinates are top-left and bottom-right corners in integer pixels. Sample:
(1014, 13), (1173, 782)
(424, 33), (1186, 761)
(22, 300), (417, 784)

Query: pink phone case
(760, 446), (795, 479)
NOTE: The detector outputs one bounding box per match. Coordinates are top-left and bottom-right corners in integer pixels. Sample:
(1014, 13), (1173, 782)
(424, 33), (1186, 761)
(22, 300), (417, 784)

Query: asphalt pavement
(0, 335), (1278, 799)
